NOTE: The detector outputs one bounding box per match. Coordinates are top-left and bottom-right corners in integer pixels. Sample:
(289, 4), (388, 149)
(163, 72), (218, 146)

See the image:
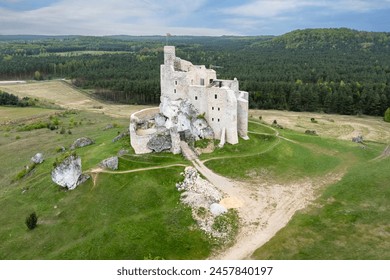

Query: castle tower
(164, 46), (175, 66)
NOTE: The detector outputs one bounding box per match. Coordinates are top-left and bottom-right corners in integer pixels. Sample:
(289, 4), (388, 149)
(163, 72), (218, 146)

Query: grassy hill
(1, 89), (389, 259)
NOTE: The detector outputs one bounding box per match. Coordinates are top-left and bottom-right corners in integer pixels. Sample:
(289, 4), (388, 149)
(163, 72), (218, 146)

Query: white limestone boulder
(70, 137), (94, 150)
(31, 153), (44, 164)
(210, 203), (228, 217)
(51, 155), (89, 190)
(100, 156), (118, 170)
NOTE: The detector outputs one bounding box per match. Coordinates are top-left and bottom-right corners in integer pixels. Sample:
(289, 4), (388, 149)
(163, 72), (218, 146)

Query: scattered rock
(305, 130), (317, 136)
(177, 166), (227, 237)
(51, 155), (89, 190)
(103, 124), (114, 130)
(70, 137), (94, 150)
(352, 135), (364, 143)
(99, 156), (118, 170)
(147, 134), (172, 152)
(117, 149), (128, 156)
(31, 153), (44, 164)
(210, 203), (228, 216)
(112, 130), (129, 142)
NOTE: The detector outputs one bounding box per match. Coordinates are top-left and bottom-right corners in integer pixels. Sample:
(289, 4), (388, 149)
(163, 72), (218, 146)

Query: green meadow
(0, 103), (389, 259)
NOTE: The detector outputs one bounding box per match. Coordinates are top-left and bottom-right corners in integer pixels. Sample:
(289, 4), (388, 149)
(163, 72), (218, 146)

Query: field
(0, 80), (149, 118)
(0, 81), (389, 259)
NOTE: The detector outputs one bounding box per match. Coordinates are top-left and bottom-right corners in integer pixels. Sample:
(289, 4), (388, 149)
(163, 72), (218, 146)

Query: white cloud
(0, 0), (228, 35)
(222, 0), (390, 18)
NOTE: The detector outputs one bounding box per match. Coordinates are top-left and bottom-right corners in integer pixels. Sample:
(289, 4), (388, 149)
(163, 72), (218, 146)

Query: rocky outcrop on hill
(31, 153), (44, 164)
(70, 137), (94, 150)
(99, 156), (118, 170)
(117, 149), (128, 156)
(112, 129), (129, 143)
(51, 155), (89, 190)
(176, 166), (228, 237)
(160, 97), (214, 141)
(147, 134), (172, 152)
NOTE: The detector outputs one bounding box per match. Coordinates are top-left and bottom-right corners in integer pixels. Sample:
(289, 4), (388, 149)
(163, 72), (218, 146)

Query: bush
(25, 212), (38, 230)
(384, 108), (390, 123)
(311, 117), (318, 123)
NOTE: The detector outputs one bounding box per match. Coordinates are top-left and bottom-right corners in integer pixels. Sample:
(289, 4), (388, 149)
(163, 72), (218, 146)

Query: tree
(384, 108), (390, 122)
(25, 212), (38, 230)
(34, 70), (42, 81)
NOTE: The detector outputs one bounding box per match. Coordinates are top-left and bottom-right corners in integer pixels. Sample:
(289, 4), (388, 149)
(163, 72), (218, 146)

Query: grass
(0, 80), (149, 118)
(0, 167), (211, 259)
(251, 157), (390, 259)
(0, 108), (214, 259)
(0, 106), (60, 123)
(1, 84), (390, 259)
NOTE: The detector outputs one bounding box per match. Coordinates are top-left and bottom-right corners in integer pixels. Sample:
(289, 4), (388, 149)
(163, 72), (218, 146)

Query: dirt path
(199, 163), (344, 260)
(371, 145), (390, 161)
(87, 164), (187, 187)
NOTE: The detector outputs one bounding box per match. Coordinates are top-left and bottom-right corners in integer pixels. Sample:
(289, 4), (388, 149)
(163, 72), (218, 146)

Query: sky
(0, 0), (389, 36)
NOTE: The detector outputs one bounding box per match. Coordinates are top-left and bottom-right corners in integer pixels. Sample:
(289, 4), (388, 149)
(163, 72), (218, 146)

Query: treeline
(0, 91), (33, 107)
(0, 28), (390, 115)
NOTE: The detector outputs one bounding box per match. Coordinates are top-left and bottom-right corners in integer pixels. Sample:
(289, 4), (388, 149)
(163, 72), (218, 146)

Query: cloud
(0, 0), (389, 35)
(0, 0), (229, 35)
(222, 0), (390, 18)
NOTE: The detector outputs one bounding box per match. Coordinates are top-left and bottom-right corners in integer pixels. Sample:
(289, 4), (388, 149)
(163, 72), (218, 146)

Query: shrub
(311, 117), (318, 123)
(25, 212), (38, 230)
(384, 108), (390, 123)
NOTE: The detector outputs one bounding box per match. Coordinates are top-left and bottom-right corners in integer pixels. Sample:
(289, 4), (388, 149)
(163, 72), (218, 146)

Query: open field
(250, 109), (390, 144)
(0, 106), (60, 124)
(1, 81), (389, 259)
(0, 80), (149, 118)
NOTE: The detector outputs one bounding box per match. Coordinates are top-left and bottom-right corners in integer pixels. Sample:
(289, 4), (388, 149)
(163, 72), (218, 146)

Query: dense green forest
(1, 28), (390, 116)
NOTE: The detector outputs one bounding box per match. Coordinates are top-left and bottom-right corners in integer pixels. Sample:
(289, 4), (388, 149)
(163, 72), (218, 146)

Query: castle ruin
(130, 46), (249, 155)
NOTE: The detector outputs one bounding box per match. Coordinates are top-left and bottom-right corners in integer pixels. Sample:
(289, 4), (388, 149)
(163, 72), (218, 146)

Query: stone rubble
(176, 166), (228, 238)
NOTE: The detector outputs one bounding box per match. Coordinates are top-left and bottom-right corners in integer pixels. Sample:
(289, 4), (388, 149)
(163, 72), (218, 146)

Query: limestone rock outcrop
(210, 203), (228, 216)
(51, 155), (89, 190)
(31, 153), (44, 164)
(70, 137), (94, 150)
(117, 149), (128, 157)
(147, 134), (172, 152)
(176, 166), (230, 237)
(160, 97), (214, 142)
(100, 156), (118, 170)
(112, 129), (129, 143)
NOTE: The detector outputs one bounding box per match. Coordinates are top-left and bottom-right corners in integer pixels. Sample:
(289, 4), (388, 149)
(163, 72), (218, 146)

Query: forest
(1, 28), (390, 116)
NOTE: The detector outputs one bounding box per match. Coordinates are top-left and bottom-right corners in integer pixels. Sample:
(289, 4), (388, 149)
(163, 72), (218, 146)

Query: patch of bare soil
(205, 171), (344, 260)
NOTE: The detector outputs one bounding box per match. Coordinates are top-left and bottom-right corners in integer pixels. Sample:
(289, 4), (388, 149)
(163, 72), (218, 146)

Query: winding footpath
(88, 121), (343, 259)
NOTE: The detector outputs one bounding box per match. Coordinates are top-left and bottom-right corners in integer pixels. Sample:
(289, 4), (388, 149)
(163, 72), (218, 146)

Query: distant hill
(258, 28), (390, 51)
(1, 28), (389, 116)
